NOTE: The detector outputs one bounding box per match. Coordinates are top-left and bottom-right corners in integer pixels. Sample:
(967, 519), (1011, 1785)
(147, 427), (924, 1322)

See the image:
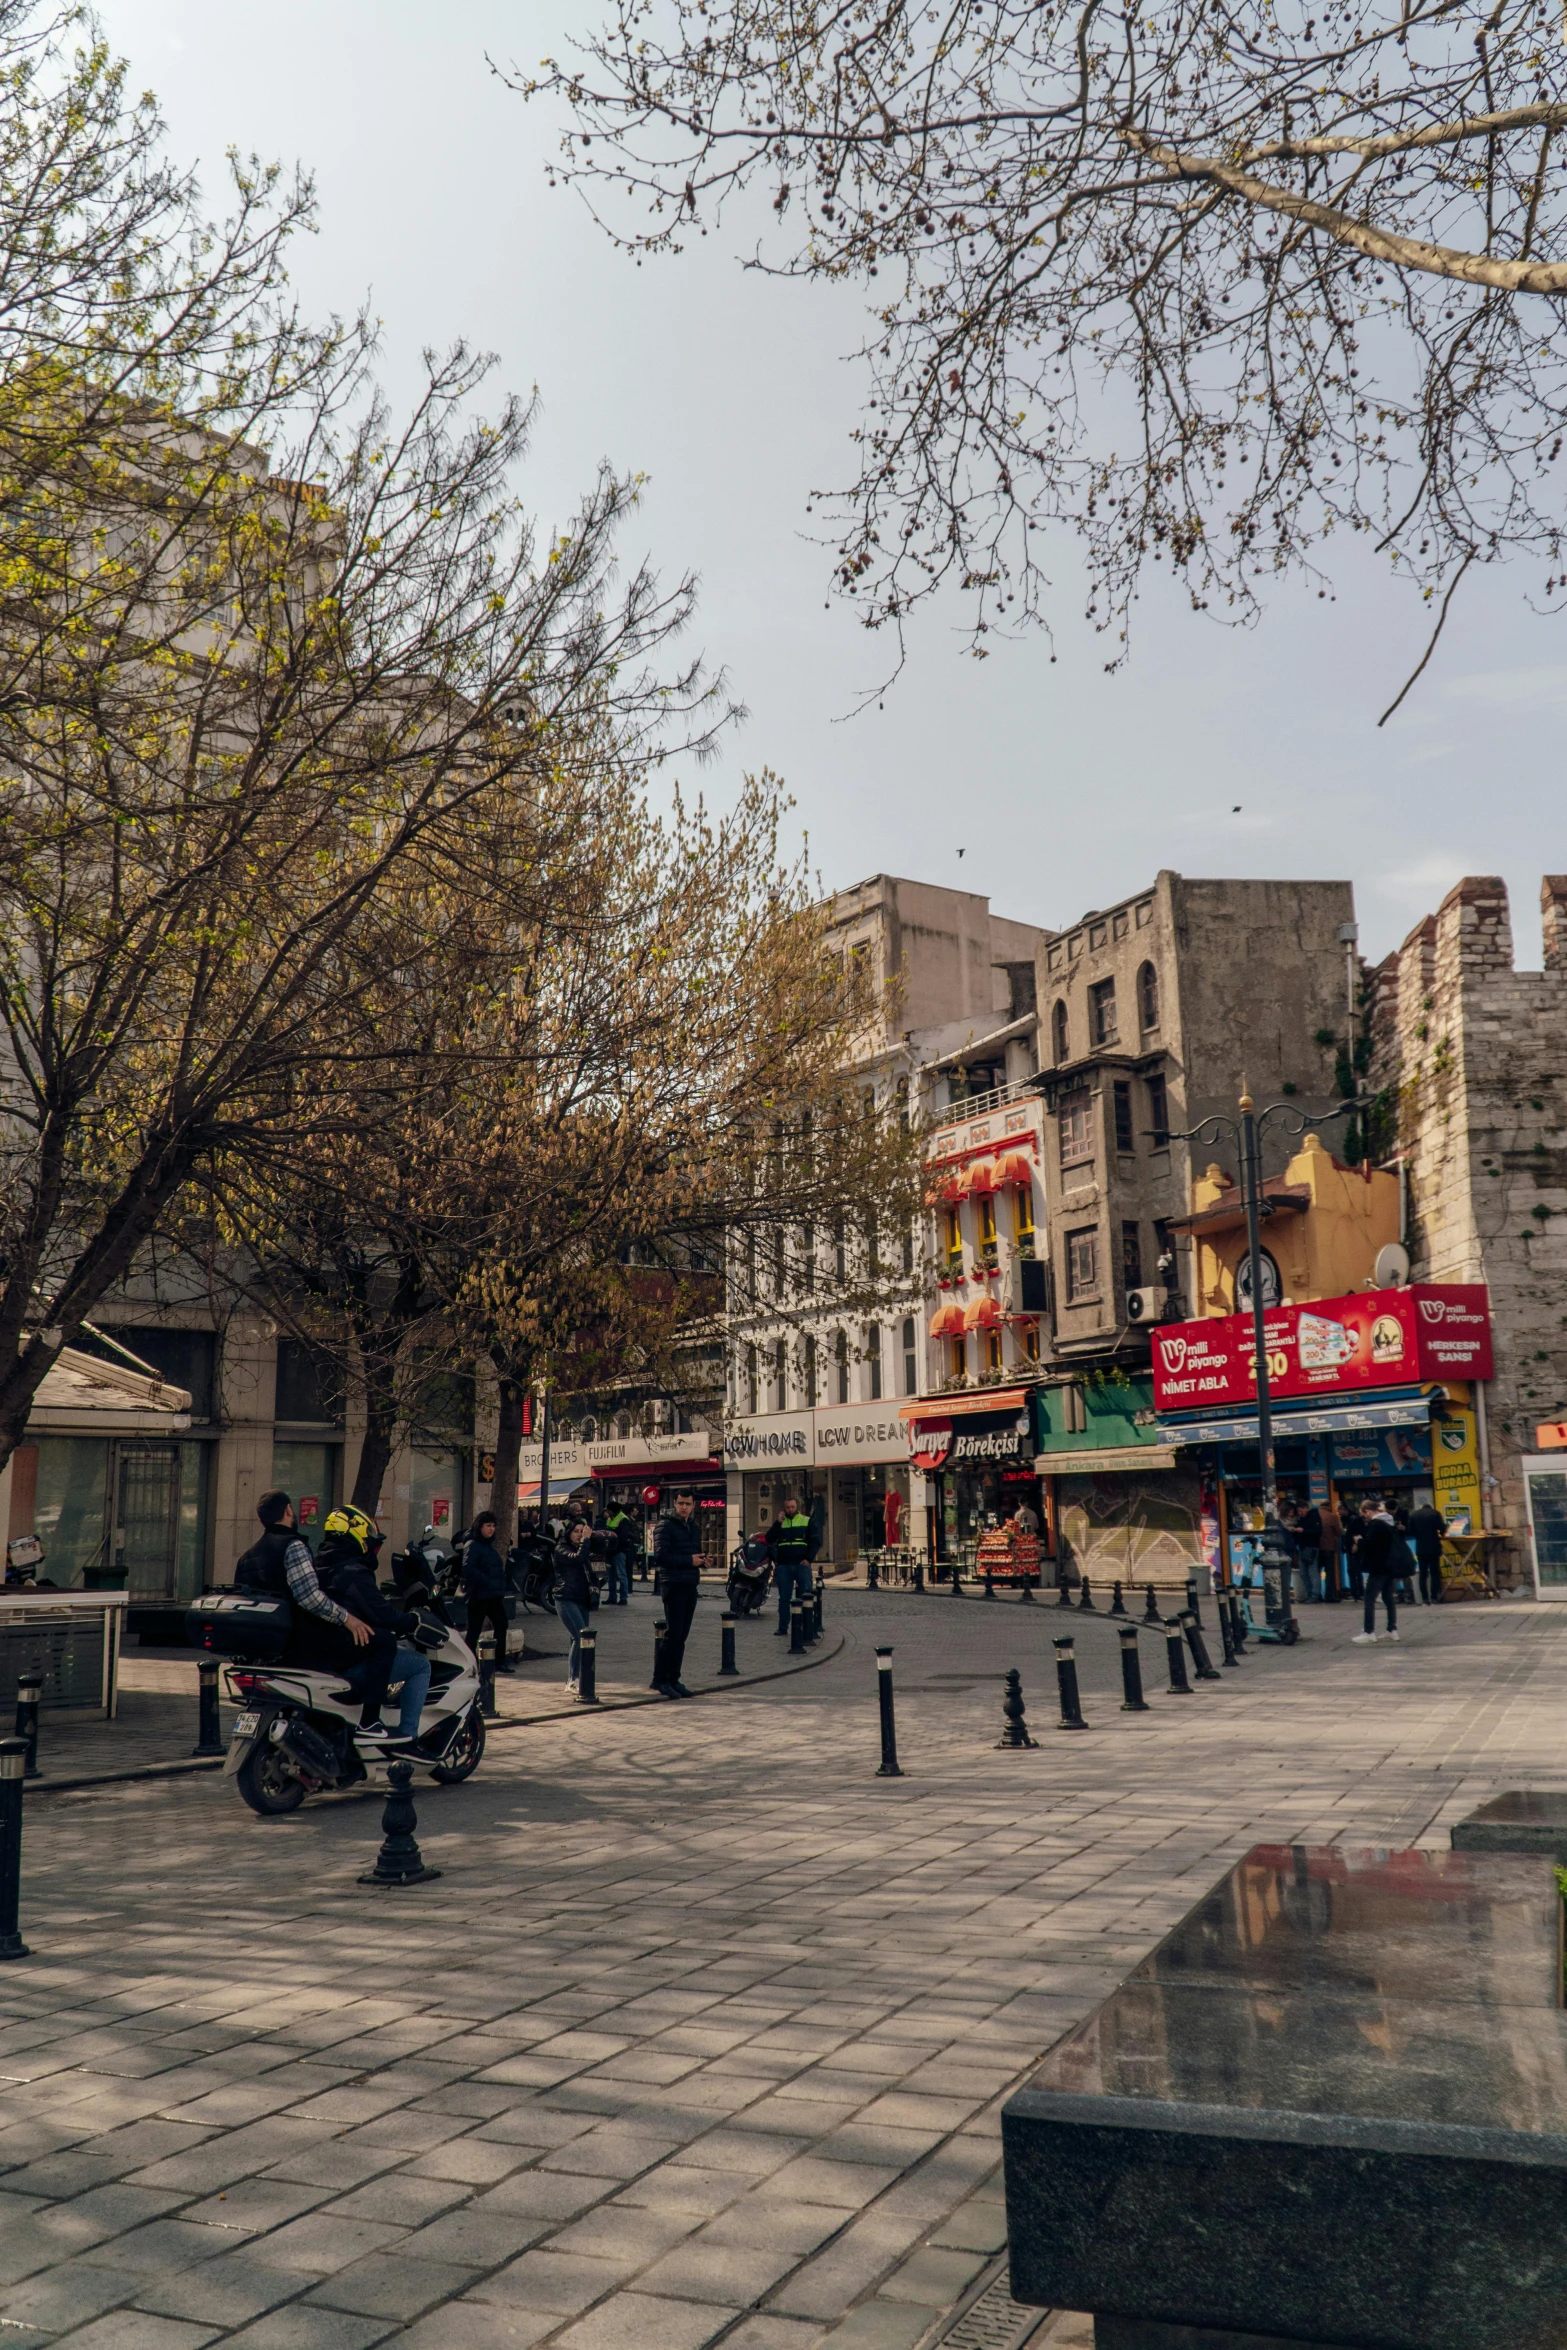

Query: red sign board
(1152, 1284), (1492, 1413)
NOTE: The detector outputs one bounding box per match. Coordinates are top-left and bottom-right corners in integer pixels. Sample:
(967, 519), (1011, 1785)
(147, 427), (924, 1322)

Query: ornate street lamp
(1168, 1085), (1364, 1644)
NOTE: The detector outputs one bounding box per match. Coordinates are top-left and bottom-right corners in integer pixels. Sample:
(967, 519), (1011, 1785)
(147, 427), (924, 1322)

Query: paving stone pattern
(0, 1590), (1563, 2349)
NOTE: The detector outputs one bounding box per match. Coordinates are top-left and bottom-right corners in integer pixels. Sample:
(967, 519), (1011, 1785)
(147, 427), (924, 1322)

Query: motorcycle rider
(314, 1505), (434, 1746)
(233, 1490), (399, 1742)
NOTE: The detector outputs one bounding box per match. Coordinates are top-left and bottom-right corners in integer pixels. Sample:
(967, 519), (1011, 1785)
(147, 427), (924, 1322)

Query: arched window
(1052, 999), (1070, 1065)
(1138, 960), (1159, 1035)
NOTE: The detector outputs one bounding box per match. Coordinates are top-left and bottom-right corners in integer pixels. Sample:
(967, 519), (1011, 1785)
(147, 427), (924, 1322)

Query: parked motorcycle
(187, 1592), (484, 1816)
(392, 1528), (465, 1626)
(727, 1544), (773, 1617)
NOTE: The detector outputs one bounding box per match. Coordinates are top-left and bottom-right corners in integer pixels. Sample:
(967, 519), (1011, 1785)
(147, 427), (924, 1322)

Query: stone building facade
(1369, 873), (1567, 1581)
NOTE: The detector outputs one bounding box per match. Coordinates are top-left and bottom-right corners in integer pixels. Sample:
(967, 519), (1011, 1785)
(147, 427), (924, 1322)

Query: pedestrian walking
(652, 1490), (704, 1697)
(1318, 1501), (1344, 1604)
(603, 1503), (633, 1606)
(1342, 1503), (1367, 1601)
(1390, 1506), (1418, 1605)
(552, 1520), (599, 1692)
(461, 1509), (513, 1672)
(769, 1492), (820, 1634)
(1352, 1501), (1401, 1644)
(1298, 1502), (1322, 1601)
(1408, 1497), (1446, 1606)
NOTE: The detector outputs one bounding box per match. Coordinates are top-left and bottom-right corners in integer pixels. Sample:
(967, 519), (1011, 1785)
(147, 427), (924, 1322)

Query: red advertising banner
(1151, 1284), (1492, 1413)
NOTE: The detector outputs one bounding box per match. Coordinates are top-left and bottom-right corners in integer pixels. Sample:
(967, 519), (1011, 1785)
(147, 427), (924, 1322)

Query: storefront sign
(519, 1430), (716, 1480)
(813, 1406), (911, 1465)
(1431, 1410), (1480, 1529)
(917, 1408), (1032, 1472)
(1152, 1284), (1492, 1412)
(1325, 1427), (1432, 1479)
(723, 1411), (816, 1465)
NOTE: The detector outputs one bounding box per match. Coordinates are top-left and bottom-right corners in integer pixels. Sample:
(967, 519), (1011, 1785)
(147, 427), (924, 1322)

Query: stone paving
(0, 1588), (1563, 2350)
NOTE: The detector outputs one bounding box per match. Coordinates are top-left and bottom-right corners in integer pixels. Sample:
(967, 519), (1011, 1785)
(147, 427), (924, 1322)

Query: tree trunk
(352, 1363), (399, 1517)
(490, 1373), (526, 1551)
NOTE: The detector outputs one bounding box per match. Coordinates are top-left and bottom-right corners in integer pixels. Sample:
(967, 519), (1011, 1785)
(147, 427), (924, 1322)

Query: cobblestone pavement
(0, 1589), (1563, 2350)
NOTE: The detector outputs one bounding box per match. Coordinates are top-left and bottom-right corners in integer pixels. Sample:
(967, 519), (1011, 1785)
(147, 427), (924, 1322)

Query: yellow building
(1181, 1134), (1400, 1313)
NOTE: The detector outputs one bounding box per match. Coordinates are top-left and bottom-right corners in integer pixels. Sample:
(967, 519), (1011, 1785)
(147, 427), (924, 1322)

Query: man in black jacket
(1407, 1498), (1446, 1606)
(652, 1491), (704, 1697)
(1351, 1503), (1400, 1644)
(315, 1508), (434, 1744)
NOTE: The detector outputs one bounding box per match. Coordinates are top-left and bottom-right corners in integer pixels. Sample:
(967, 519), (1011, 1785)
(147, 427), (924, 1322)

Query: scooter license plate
(232, 1711), (261, 1738)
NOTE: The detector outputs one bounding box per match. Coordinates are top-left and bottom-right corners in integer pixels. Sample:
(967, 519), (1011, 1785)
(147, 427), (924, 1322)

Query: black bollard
(996, 1668), (1038, 1748)
(13, 1675), (41, 1781)
(1142, 1582), (1161, 1625)
(1053, 1636), (1089, 1730)
(1019, 1572), (1035, 1604)
(866, 1554), (880, 1591)
(1110, 1581), (1127, 1617)
(950, 1558), (963, 1597)
(191, 1659), (224, 1758)
(1218, 1597), (1238, 1668)
(875, 1646), (904, 1777)
(1164, 1617), (1193, 1695)
(983, 1570), (995, 1601)
(719, 1613), (738, 1676)
(790, 1600), (806, 1655)
(1057, 1575), (1074, 1609)
(650, 1615), (669, 1689)
(358, 1759), (441, 1887)
(1230, 1588), (1251, 1655)
(577, 1628), (600, 1705)
(1078, 1575), (1097, 1612)
(810, 1579), (824, 1642)
(1181, 1610), (1223, 1683)
(477, 1629), (499, 1719)
(1186, 1575), (1204, 1629)
(912, 1562), (925, 1593)
(1118, 1624), (1150, 1712)
(0, 1739), (28, 1959)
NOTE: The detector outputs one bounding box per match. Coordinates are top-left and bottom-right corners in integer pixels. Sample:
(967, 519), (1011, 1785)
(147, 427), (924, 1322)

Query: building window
(769, 1225), (785, 1295)
(977, 1190), (998, 1261)
(275, 1338), (343, 1425)
(804, 1332), (818, 1405)
(1014, 1182), (1036, 1251)
(1066, 1227), (1099, 1302)
(1021, 1319), (1041, 1364)
(1089, 977), (1118, 1046)
(950, 1336), (968, 1383)
(866, 1325), (882, 1401)
(944, 1205), (964, 1274)
(1147, 1073), (1170, 1147)
(1063, 1382), (1088, 1433)
(834, 1328), (850, 1405)
(745, 1344), (759, 1415)
(834, 1216), (847, 1283)
(1153, 1219), (1178, 1305)
(773, 1337), (788, 1412)
(801, 1222), (815, 1292)
(1122, 1221), (1143, 1290)
(1113, 1080), (1134, 1154)
(1059, 1089), (1093, 1170)
(902, 1219), (915, 1275)
(983, 1327), (1003, 1375)
(1138, 960), (1159, 1035)
(865, 1215), (880, 1278)
(902, 1316), (917, 1395)
(1052, 999), (1070, 1064)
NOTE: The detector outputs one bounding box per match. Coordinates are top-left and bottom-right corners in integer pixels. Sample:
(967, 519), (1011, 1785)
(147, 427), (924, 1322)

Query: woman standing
(553, 1519), (599, 1693)
(461, 1510), (512, 1673)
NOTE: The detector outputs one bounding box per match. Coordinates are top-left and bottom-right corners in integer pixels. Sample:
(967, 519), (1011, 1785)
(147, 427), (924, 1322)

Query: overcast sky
(102, 0), (1566, 967)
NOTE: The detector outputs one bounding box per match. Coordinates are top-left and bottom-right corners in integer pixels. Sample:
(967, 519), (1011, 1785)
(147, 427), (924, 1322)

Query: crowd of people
(1269, 1493), (1449, 1643)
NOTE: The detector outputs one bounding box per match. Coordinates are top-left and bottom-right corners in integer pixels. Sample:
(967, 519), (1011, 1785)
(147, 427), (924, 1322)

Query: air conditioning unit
(1126, 1286), (1168, 1324)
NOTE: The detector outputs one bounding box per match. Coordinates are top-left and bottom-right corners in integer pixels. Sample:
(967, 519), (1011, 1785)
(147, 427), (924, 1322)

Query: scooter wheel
(235, 1744), (307, 1816)
(431, 1702), (486, 1785)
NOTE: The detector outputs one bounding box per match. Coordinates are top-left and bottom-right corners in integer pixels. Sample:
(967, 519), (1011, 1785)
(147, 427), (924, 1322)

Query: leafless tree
(521, 0), (1567, 704)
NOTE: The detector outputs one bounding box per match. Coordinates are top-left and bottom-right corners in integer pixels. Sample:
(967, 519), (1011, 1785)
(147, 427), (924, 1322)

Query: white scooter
(190, 1595), (485, 1816)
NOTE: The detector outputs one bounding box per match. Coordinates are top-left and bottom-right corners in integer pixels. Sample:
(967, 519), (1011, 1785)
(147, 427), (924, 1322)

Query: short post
(1053, 1636), (1089, 1730)
(1078, 1575), (1096, 1613)
(1186, 1575), (1204, 1628)
(875, 1646), (904, 1777)
(996, 1667), (1038, 1748)
(577, 1628), (600, 1705)
(191, 1659), (224, 1758)
(983, 1570), (996, 1600)
(1019, 1571), (1036, 1604)
(912, 1561), (925, 1593)
(358, 1758), (441, 1887)
(866, 1554), (880, 1590)
(13, 1675), (41, 1781)
(1057, 1575), (1074, 1609)
(1229, 1588), (1250, 1654)
(1181, 1609), (1223, 1683)
(1217, 1597), (1238, 1668)
(809, 1578), (824, 1642)
(719, 1612), (738, 1675)
(1164, 1617), (1193, 1695)
(0, 1739), (29, 1959)
(650, 1615), (668, 1688)
(790, 1600), (806, 1655)
(950, 1558), (963, 1597)
(1142, 1583), (1161, 1625)
(477, 1629), (499, 1719)
(1118, 1624), (1150, 1712)
(1110, 1581), (1127, 1617)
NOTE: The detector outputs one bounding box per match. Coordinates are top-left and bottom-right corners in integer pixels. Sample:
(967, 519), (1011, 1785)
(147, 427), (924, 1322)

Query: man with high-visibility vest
(768, 1494), (820, 1636)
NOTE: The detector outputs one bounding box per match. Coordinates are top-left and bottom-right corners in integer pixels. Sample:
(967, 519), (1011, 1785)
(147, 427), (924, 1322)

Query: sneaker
(670, 1681), (691, 1698)
(1351, 1632), (1379, 1645)
(773, 1627), (789, 1637)
(355, 1721), (395, 1742)
(654, 1682), (680, 1700)
(1385, 1629), (1402, 1641)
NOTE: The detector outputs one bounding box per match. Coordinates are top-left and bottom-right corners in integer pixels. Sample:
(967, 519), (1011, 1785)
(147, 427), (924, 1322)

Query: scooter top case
(187, 1592), (290, 1662)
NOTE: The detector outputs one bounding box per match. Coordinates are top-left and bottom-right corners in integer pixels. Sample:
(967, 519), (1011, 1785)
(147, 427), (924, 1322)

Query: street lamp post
(1169, 1084), (1364, 1646)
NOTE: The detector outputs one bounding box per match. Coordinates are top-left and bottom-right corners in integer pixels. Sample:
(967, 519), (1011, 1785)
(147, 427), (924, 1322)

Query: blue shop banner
(1328, 1426), (1432, 1479)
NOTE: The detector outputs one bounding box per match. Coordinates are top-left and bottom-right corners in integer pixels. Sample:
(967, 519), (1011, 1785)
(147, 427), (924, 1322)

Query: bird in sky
(1232, 805), (1242, 813)
(957, 847), (966, 858)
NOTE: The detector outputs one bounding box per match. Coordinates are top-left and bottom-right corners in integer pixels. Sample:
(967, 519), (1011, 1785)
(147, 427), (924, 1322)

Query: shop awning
(1036, 1445), (1183, 1476)
(1156, 1393), (1437, 1446)
(963, 1295), (1004, 1330)
(929, 1302), (967, 1339)
(992, 1149), (1034, 1187)
(965, 1159), (1000, 1196)
(25, 1344), (192, 1437)
(902, 1388), (1026, 1423)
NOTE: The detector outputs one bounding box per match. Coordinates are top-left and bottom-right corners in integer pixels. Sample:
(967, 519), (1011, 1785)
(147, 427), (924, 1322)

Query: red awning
(993, 1149), (1034, 1186)
(929, 1301), (967, 1338)
(964, 1295), (1004, 1330)
(965, 1159), (1000, 1196)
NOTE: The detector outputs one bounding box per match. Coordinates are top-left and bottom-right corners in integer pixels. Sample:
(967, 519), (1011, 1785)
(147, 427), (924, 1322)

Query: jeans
(389, 1644), (432, 1738)
(773, 1556), (812, 1633)
(1364, 1573), (1398, 1634)
(606, 1553), (630, 1605)
(557, 1599), (588, 1681)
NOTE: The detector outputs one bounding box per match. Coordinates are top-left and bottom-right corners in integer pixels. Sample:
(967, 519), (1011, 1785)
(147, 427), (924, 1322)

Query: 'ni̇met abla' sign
(1151, 1285), (1493, 1413)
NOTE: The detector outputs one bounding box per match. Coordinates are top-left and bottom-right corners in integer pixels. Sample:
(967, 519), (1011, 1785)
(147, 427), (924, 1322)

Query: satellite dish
(1374, 1242), (1411, 1289)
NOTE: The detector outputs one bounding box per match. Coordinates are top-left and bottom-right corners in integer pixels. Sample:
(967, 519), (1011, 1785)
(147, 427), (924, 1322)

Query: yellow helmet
(321, 1504), (378, 1555)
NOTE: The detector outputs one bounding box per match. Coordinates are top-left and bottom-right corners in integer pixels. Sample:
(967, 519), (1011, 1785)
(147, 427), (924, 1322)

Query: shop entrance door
(117, 1445), (181, 1601)
(1523, 1461), (1567, 1593)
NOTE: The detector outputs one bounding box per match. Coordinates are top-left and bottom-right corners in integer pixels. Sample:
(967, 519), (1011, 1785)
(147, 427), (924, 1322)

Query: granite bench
(1451, 1789), (1567, 1866)
(1002, 1842), (1567, 2350)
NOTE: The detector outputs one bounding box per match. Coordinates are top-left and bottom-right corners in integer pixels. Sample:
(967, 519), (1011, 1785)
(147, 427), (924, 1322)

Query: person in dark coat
(316, 1518), (433, 1742)
(651, 1491), (704, 1698)
(461, 1510), (512, 1672)
(1408, 1499), (1446, 1606)
(1298, 1504), (1322, 1601)
(1352, 1503), (1400, 1642)
(1341, 1504), (1367, 1601)
(552, 1520), (600, 1689)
